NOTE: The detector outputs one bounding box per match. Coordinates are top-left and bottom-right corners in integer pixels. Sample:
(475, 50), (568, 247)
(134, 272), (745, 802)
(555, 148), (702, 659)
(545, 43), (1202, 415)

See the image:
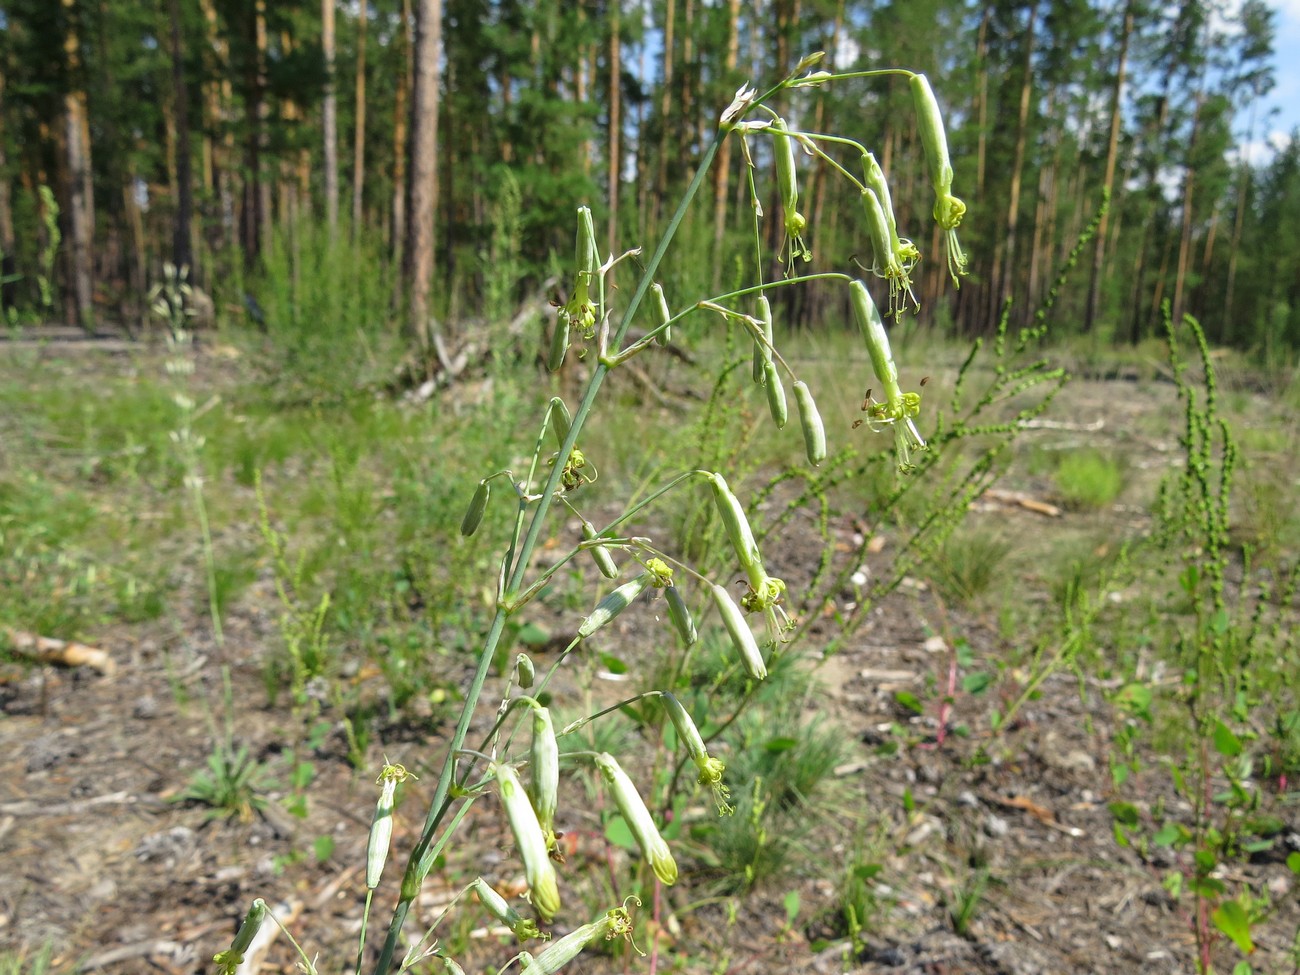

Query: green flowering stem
(372, 76), (802, 974)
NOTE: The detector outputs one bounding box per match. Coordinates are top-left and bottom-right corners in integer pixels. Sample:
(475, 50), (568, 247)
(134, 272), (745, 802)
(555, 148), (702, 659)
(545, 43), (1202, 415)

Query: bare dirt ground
(1, 337), (1297, 975)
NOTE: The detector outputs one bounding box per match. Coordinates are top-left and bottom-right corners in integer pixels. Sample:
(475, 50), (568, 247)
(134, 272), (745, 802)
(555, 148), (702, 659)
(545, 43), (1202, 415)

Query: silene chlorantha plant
(214, 53), (967, 975)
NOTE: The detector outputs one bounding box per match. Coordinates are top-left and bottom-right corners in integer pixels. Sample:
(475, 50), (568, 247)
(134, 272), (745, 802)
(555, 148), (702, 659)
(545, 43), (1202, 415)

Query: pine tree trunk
(651, 0), (676, 234)
(323, 0), (339, 233)
(352, 0), (368, 238)
(392, 0), (411, 264)
(1083, 0), (1133, 334)
(62, 0), (95, 327)
(1170, 91), (1203, 329)
(710, 0), (742, 292)
(169, 0), (194, 274)
(405, 0), (443, 350)
(605, 0), (622, 255)
(0, 63), (16, 311)
(998, 0), (1039, 323)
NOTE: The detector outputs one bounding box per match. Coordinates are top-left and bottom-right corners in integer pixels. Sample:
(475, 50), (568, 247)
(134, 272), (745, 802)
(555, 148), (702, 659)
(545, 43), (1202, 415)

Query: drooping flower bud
(849, 279), (927, 474)
(706, 473), (765, 591)
(471, 877), (543, 942)
(792, 380), (827, 466)
(491, 762), (561, 921)
(752, 294), (774, 384)
(711, 584), (767, 680)
(461, 479), (490, 537)
(516, 652), (536, 689)
(763, 360), (787, 429)
(578, 573), (652, 639)
(520, 904), (639, 975)
(528, 704), (560, 846)
(213, 899), (267, 975)
(662, 693), (733, 815)
(581, 521), (620, 580)
(664, 584), (697, 646)
(593, 753), (677, 885)
(651, 282), (672, 346)
(910, 73), (968, 283)
(771, 118), (811, 264)
(367, 761), (415, 889)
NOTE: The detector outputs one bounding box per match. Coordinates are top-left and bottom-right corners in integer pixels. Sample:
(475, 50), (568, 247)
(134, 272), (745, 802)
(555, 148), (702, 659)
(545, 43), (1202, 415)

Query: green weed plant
(209, 55), (992, 975)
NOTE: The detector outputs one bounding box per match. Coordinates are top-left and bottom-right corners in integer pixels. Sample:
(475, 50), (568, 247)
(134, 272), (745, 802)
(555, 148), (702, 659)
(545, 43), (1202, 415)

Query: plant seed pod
(515, 652), (536, 689)
(594, 753), (678, 885)
(213, 899), (267, 973)
(491, 762), (561, 921)
(651, 282), (672, 346)
(792, 381), (826, 466)
(752, 294), (774, 384)
(529, 705), (560, 841)
(711, 583), (767, 680)
(664, 585), (697, 646)
(849, 280), (901, 402)
(470, 877), (542, 941)
(367, 763), (412, 889)
(548, 315), (570, 372)
(707, 473), (762, 581)
(549, 397), (572, 450)
(460, 479), (490, 537)
(581, 521), (619, 580)
(763, 360), (787, 429)
(578, 573), (651, 639)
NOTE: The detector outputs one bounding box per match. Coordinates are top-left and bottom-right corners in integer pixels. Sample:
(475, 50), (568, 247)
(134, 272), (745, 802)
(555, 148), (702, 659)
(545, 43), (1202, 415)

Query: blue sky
(1257, 0), (1300, 156)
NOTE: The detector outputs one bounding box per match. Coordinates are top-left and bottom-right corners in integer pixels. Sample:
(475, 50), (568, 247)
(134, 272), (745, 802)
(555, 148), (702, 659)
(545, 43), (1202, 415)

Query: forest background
(0, 0), (1296, 359)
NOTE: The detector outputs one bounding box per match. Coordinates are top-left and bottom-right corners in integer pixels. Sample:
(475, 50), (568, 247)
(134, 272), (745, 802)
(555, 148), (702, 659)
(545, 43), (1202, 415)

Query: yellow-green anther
(529, 705), (559, 843)
(367, 762), (412, 889)
(578, 573), (651, 639)
(548, 315), (570, 372)
(550, 397), (572, 450)
(861, 188), (916, 316)
(850, 280), (900, 403)
(752, 295), (774, 384)
(516, 652), (536, 689)
(663, 693), (733, 815)
(594, 753), (678, 886)
(491, 762), (561, 921)
(792, 381), (826, 466)
(763, 360), (787, 429)
(461, 479), (490, 537)
(581, 521), (619, 580)
(664, 585), (697, 646)
(213, 899), (266, 974)
(470, 877), (543, 942)
(651, 282), (672, 346)
(707, 473), (765, 590)
(771, 118), (810, 263)
(711, 584), (767, 680)
(910, 73), (968, 281)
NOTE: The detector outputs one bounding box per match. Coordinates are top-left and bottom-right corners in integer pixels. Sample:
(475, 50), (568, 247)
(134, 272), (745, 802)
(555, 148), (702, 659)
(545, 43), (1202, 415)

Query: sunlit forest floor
(1, 325), (1298, 975)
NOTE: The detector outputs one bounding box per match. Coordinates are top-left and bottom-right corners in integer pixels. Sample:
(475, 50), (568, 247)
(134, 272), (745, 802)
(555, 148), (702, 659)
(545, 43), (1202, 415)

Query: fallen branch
(2, 628), (116, 675)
